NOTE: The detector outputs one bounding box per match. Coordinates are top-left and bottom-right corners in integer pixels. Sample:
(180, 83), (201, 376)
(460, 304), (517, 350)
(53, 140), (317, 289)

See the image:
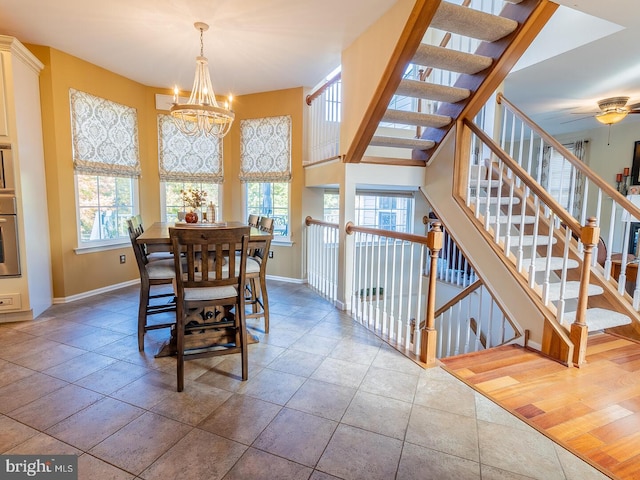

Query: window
(323, 190), (414, 233)
(163, 182), (219, 222)
(355, 191), (413, 233)
(542, 140), (586, 217)
(76, 175), (136, 242)
(70, 89), (140, 248)
(158, 114), (222, 221)
(240, 115), (292, 240)
(246, 182), (289, 236)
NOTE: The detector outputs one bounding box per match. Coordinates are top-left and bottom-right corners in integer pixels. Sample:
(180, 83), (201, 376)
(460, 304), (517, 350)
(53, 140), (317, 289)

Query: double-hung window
(158, 114), (222, 221)
(70, 89), (140, 249)
(240, 115), (292, 240)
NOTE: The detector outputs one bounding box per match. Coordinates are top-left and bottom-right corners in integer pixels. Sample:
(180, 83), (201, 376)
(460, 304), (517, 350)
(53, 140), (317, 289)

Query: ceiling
(0, 0), (638, 136)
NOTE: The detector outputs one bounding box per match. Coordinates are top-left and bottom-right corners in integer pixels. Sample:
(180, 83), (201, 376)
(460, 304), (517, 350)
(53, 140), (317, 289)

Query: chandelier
(170, 22), (235, 138)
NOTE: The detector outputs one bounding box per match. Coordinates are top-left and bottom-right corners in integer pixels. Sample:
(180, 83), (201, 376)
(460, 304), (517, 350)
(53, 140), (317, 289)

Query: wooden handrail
(497, 92), (640, 222)
(345, 221), (431, 245)
(305, 216), (339, 228)
(464, 118), (583, 234)
(306, 72), (342, 106)
(434, 279), (483, 318)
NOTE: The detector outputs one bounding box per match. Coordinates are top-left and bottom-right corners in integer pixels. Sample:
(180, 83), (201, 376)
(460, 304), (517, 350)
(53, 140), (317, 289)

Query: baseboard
(53, 279), (140, 304)
(265, 274), (306, 284)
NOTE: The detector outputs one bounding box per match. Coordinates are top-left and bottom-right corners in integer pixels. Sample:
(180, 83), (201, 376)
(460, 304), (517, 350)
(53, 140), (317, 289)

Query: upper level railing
(305, 73), (342, 165)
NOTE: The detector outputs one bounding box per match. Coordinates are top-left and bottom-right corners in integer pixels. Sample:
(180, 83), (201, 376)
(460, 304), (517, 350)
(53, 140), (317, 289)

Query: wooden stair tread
(488, 214), (536, 224)
(432, 1), (519, 43)
(382, 109), (451, 128)
(396, 80), (470, 103)
(412, 44), (492, 75)
(504, 235), (557, 247)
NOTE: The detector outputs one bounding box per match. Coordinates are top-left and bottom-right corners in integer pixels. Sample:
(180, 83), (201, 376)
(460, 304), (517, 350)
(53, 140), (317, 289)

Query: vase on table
(185, 210), (199, 223)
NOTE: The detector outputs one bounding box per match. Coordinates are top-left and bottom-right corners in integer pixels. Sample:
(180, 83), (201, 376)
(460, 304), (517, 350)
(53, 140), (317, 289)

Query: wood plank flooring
(441, 333), (640, 480)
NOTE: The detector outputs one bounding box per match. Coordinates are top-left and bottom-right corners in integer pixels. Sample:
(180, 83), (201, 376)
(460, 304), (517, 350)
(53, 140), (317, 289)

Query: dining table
(137, 221), (271, 252)
(137, 221), (272, 356)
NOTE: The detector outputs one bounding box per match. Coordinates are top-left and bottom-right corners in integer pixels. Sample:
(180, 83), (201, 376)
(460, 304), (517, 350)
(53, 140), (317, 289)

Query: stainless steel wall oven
(0, 146), (20, 276)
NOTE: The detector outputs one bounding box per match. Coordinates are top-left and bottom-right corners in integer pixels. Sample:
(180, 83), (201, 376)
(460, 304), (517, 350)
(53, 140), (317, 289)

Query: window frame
(74, 173), (139, 252)
(245, 181), (292, 245)
(160, 181), (222, 222)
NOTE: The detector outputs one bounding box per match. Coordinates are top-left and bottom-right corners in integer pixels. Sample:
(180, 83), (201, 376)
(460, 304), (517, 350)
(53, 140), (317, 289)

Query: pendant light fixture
(170, 22), (234, 138)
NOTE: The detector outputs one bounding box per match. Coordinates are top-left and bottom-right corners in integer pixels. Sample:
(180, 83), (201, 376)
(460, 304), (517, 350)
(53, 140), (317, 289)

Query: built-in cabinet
(0, 35), (52, 321)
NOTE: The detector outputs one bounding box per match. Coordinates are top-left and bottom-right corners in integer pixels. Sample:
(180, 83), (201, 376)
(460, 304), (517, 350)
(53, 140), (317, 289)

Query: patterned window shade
(240, 115), (292, 183)
(158, 114), (223, 183)
(70, 89), (141, 177)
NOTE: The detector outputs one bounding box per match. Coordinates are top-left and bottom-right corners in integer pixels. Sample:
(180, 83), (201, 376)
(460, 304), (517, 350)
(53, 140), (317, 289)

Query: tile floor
(0, 280), (611, 479)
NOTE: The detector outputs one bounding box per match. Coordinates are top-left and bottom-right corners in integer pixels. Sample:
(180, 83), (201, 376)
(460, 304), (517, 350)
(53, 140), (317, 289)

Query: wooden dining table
(137, 221), (271, 356)
(137, 221), (271, 252)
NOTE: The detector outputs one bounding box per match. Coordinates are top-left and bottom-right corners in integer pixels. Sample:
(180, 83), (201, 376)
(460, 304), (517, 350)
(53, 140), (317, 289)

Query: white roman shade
(239, 115), (292, 183)
(157, 114), (223, 183)
(70, 89), (140, 177)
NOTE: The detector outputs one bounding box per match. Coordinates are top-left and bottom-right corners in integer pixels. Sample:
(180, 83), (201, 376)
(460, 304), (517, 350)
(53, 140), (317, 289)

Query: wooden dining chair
(245, 234), (272, 333)
(170, 225), (250, 392)
(248, 214), (260, 228)
(127, 217), (176, 351)
(132, 214), (173, 262)
(258, 216), (274, 234)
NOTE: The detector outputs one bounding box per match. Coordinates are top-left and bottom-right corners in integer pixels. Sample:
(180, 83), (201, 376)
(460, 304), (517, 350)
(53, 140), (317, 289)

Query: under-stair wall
(423, 126), (565, 352)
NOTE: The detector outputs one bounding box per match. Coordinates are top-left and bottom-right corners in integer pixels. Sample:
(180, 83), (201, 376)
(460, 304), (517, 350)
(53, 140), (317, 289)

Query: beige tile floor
(0, 280), (611, 479)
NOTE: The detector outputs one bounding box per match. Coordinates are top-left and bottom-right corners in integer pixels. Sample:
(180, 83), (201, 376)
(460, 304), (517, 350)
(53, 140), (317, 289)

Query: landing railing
(305, 216), (339, 303)
(345, 221), (443, 363)
(424, 215), (478, 288)
(497, 94), (640, 310)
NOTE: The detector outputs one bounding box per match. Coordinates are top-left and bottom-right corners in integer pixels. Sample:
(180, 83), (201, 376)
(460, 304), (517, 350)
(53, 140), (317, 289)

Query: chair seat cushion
(184, 285), (238, 301)
(147, 259), (176, 279)
(147, 252), (174, 262)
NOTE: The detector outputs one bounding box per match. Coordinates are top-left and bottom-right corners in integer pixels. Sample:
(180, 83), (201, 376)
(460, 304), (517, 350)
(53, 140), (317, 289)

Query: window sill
(272, 238), (293, 247)
(75, 241), (130, 255)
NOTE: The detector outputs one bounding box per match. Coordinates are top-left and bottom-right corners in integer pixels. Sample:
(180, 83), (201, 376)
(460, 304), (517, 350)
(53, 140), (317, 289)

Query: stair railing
(497, 93), (640, 310)
(305, 72), (342, 165)
(432, 279), (520, 358)
(344, 221), (443, 363)
(305, 216), (339, 303)
(461, 118), (602, 364)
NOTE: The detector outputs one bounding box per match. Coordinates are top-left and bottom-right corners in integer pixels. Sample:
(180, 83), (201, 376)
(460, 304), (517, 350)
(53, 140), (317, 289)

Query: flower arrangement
(180, 188), (208, 210)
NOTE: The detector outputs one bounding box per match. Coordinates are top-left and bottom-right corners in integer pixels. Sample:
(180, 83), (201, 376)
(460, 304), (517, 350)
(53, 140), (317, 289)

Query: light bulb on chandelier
(170, 22), (234, 138)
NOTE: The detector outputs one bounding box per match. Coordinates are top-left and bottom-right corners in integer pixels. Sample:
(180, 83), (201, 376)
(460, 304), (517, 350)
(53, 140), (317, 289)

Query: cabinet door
(0, 57), (8, 137)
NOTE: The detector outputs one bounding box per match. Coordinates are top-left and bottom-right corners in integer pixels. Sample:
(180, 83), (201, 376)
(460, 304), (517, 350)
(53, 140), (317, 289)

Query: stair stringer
(422, 127), (574, 363)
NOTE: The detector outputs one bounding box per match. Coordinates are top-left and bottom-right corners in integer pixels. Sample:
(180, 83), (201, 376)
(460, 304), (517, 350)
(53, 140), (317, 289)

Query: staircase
(468, 163), (633, 334)
(344, 0), (558, 165)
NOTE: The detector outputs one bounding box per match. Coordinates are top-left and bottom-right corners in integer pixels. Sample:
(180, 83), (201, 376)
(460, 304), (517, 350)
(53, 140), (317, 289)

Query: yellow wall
(29, 45), (305, 299)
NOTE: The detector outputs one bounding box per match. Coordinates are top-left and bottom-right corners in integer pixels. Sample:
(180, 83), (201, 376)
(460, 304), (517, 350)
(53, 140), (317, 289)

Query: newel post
(570, 217), (599, 366)
(421, 221), (443, 364)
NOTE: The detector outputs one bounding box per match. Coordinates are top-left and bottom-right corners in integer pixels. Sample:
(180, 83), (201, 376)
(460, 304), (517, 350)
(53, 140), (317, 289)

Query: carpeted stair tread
(412, 44), (492, 75)
(562, 308), (631, 331)
(546, 281), (604, 302)
(370, 135), (435, 150)
(488, 214), (536, 224)
(383, 109), (452, 128)
(503, 234), (556, 247)
(396, 80), (470, 103)
(524, 257), (580, 272)
(432, 2), (519, 43)
(475, 196), (520, 205)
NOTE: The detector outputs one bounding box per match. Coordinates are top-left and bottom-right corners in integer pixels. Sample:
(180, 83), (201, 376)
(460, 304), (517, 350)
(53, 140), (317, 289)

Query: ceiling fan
(590, 96), (640, 125)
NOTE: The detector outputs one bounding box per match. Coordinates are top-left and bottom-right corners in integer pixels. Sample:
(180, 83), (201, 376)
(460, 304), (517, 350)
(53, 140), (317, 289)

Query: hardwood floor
(441, 333), (640, 480)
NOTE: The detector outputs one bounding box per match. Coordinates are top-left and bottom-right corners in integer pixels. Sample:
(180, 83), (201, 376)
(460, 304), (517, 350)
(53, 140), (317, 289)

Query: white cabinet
(0, 36), (52, 322)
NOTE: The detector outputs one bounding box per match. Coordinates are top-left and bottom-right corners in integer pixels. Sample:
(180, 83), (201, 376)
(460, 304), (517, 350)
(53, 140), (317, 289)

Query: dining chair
(132, 214), (174, 262)
(127, 218), (176, 351)
(258, 216), (274, 234)
(170, 225), (251, 392)
(248, 214), (260, 228)
(245, 234), (272, 333)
